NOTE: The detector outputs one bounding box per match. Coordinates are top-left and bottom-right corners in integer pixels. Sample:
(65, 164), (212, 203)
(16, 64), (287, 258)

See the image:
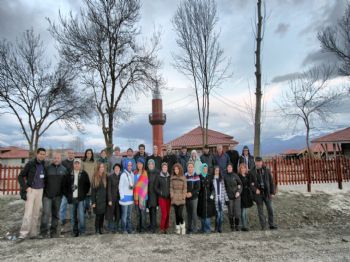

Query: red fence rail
(0, 156), (350, 194)
(264, 156), (350, 192)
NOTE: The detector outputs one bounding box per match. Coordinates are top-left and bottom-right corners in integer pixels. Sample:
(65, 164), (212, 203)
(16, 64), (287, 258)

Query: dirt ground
(0, 186), (350, 261)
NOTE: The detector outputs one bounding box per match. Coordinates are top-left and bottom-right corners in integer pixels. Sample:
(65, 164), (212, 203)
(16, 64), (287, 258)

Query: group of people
(17, 143), (277, 240)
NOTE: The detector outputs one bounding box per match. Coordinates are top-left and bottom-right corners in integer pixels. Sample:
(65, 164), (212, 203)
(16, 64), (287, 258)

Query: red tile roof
(281, 149), (300, 155)
(312, 127), (350, 143)
(0, 147), (29, 159)
(165, 126), (238, 148)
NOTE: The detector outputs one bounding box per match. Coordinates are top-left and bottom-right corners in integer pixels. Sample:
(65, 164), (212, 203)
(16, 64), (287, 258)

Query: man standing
(60, 150), (75, 231)
(18, 148), (47, 240)
(63, 158), (90, 237)
(109, 146), (123, 173)
(239, 145), (255, 171)
(122, 148), (136, 171)
(162, 144), (178, 172)
(147, 145), (162, 171)
(251, 157), (277, 230)
(214, 145), (230, 176)
(134, 144), (148, 163)
(40, 153), (68, 238)
(226, 144), (240, 173)
(178, 146), (190, 173)
(200, 145), (215, 176)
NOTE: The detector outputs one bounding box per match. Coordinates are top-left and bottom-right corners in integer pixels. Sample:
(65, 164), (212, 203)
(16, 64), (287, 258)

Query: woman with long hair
(238, 163), (255, 231)
(133, 158), (148, 233)
(82, 149), (96, 216)
(213, 166), (228, 233)
(170, 163), (187, 235)
(91, 163), (107, 234)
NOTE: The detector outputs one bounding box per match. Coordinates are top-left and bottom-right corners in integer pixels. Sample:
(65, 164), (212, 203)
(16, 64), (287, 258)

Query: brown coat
(170, 175), (187, 206)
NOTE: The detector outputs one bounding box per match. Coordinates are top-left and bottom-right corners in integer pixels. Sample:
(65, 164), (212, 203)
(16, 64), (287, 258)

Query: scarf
(134, 170), (148, 209)
(201, 163), (208, 177)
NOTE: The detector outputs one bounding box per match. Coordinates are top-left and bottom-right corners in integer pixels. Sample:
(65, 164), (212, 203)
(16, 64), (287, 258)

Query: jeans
(173, 205), (184, 225)
(186, 198), (198, 233)
(159, 197), (171, 231)
(201, 218), (211, 233)
(40, 196), (62, 236)
(121, 204), (133, 233)
(256, 195), (275, 229)
(215, 201), (224, 232)
(241, 208), (249, 229)
(136, 206), (147, 232)
(71, 199), (86, 235)
(59, 195), (68, 224)
(228, 198), (241, 229)
(84, 195), (91, 212)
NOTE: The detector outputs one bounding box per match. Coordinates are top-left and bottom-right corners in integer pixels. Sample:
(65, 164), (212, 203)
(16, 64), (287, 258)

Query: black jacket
(18, 158), (47, 200)
(155, 172), (171, 199)
(105, 172), (121, 220)
(178, 153), (190, 173)
(238, 173), (256, 208)
(200, 153), (216, 175)
(63, 169), (90, 203)
(92, 181), (107, 215)
(185, 173), (201, 201)
(251, 166), (275, 197)
(134, 152), (149, 163)
(197, 175), (216, 218)
(44, 163), (68, 199)
(147, 169), (159, 207)
(226, 150), (240, 173)
(162, 154), (178, 173)
(62, 159), (74, 174)
(224, 172), (243, 200)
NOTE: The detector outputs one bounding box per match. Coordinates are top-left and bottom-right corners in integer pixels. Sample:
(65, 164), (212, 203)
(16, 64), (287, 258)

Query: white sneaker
(175, 225), (181, 234)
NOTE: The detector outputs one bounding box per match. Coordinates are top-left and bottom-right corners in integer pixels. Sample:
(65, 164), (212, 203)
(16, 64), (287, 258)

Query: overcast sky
(0, 0), (349, 154)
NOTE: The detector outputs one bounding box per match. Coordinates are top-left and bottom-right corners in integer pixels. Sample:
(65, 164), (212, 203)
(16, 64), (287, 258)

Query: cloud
(302, 49), (339, 66)
(274, 23), (290, 37)
(271, 72), (302, 83)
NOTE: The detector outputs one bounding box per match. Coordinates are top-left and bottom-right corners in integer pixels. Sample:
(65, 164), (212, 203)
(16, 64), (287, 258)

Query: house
(164, 126), (239, 154)
(311, 127), (350, 157)
(0, 146), (30, 166)
(281, 143), (342, 159)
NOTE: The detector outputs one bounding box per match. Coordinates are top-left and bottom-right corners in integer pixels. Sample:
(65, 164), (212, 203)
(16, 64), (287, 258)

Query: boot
(175, 225), (181, 234)
(229, 218), (234, 231)
(234, 218), (240, 231)
(180, 223), (186, 235)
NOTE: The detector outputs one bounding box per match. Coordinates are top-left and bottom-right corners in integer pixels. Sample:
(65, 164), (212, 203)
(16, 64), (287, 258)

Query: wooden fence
(1, 156), (350, 194)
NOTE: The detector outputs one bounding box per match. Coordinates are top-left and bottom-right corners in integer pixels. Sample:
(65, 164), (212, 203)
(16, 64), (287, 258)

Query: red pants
(158, 197), (171, 231)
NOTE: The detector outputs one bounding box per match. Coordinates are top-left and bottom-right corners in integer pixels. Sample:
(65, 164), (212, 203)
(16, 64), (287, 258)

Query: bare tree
(278, 65), (344, 156)
(172, 0), (231, 145)
(253, 0), (265, 157)
(318, 1), (350, 78)
(48, 0), (161, 155)
(0, 29), (92, 157)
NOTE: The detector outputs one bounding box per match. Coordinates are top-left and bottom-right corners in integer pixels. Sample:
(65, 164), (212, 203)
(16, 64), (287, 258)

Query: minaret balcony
(149, 113), (166, 125)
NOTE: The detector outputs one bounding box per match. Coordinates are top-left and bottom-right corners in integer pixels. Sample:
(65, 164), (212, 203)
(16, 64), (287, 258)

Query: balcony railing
(149, 113), (166, 125)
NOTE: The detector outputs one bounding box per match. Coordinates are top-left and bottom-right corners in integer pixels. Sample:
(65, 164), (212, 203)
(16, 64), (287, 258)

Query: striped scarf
(134, 170), (148, 210)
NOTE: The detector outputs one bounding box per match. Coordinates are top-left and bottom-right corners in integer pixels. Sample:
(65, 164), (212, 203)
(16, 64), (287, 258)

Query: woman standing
(147, 159), (159, 233)
(82, 149), (96, 217)
(224, 163), (243, 231)
(212, 166), (228, 233)
(197, 163), (216, 233)
(98, 149), (109, 172)
(119, 161), (134, 234)
(170, 163), (187, 235)
(91, 163), (107, 234)
(133, 158), (148, 233)
(155, 162), (171, 234)
(238, 163), (256, 231)
(106, 163), (121, 233)
(190, 150), (202, 175)
(185, 161), (200, 234)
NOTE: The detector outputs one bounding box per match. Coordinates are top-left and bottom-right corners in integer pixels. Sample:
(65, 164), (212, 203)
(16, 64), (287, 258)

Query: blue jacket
(214, 153), (230, 175)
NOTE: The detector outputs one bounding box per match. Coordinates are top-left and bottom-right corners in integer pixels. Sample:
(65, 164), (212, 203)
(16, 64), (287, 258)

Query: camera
(129, 185), (134, 190)
(72, 185), (78, 192)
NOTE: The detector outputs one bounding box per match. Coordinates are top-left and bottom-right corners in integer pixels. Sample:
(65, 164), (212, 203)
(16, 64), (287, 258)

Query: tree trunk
(306, 125), (313, 158)
(254, 0), (263, 157)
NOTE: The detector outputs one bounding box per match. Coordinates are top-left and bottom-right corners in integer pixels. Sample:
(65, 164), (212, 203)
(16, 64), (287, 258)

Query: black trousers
(95, 213), (105, 232)
(173, 204), (184, 225)
(149, 206), (157, 231)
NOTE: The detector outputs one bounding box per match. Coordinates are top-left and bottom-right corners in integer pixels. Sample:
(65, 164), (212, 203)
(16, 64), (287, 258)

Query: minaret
(149, 84), (166, 152)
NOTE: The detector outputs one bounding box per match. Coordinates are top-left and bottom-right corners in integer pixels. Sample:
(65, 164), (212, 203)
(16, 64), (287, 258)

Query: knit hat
(147, 159), (155, 166)
(137, 157), (145, 165)
(255, 156), (263, 162)
(73, 158), (81, 164)
(243, 145), (249, 151)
